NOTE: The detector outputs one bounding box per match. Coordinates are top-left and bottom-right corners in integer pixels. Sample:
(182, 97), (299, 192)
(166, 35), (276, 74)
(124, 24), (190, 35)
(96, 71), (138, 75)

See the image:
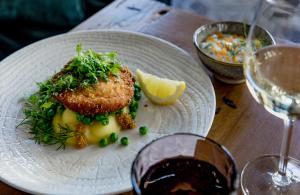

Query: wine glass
(131, 133), (238, 194)
(242, 0), (300, 194)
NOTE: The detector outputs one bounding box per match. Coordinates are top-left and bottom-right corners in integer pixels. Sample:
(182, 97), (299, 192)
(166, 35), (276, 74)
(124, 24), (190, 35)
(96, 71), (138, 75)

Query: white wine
(241, 1), (300, 193)
(244, 45), (300, 120)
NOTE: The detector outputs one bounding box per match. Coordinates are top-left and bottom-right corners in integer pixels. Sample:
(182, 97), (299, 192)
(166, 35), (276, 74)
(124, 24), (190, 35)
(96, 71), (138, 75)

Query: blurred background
(0, 0), (258, 61)
(173, 0), (258, 21)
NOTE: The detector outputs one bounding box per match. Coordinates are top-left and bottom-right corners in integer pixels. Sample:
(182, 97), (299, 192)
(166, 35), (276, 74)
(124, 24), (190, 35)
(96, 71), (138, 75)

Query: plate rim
(0, 29), (216, 195)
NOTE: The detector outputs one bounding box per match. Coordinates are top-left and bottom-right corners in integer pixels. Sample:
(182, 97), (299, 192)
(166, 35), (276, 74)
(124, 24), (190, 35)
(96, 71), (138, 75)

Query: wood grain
(72, 0), (169, 32)
(138, 8), (300, 169)
(2, 0), (300, 194)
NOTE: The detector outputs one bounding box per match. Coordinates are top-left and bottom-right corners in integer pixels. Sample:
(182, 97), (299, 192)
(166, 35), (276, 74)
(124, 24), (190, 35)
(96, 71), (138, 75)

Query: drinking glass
(131, 133), (238, 194)
(242, 0), (300, 194)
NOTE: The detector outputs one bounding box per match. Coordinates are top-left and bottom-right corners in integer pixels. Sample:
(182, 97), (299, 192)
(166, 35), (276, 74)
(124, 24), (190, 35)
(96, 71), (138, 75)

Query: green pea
(134, 83), (141, 92)
(120, 137), (129, 146)
(95, 115), (104, 121)
(83, 117), (92, 125)
(139, 126), (148, 135)
(99, 138), (109, 147)
(130, 112), (137, 119)
(115, 109), (123, 115)
(95, 114), (109, 125)
(129, 100), (139, 112)
(134, 92), (141, 101)
(110, 132), (119, 143)
(101, 119), (109, 126)
(76, 113), (84, 121)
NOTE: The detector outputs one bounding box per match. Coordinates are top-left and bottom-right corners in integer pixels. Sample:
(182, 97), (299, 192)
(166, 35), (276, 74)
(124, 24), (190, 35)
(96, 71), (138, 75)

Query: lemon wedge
(136, 69), (186, 105)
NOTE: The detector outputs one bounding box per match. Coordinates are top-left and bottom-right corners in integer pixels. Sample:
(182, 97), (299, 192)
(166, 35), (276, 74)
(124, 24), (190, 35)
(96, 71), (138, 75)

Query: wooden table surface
(2, 0), (300, 194)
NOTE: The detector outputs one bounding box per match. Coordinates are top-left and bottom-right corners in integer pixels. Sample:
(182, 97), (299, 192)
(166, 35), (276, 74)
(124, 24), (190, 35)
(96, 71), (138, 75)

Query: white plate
(0, 30), (215, 195)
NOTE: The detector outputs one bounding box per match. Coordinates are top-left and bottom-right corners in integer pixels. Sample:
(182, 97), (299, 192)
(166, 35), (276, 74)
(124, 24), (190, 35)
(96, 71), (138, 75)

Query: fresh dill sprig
(55, 125), (81, 150)
(20, 94), (66, 149)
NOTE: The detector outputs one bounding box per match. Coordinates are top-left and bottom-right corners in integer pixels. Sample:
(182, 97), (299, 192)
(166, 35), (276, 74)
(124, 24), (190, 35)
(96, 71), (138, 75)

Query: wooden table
(2, 0), (300, 194)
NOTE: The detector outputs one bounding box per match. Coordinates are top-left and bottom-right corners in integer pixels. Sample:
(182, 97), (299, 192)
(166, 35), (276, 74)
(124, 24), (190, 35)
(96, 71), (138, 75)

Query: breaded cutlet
(55, 67), (134, 116)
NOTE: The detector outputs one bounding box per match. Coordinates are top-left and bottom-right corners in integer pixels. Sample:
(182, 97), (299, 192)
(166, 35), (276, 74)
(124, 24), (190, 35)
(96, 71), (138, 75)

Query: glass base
(241, 155), (300, 195)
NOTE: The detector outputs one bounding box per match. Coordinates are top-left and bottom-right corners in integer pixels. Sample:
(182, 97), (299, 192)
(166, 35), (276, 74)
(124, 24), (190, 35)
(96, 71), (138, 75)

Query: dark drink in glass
(140, 157), (230, 195)
(131, 133), (238, 195)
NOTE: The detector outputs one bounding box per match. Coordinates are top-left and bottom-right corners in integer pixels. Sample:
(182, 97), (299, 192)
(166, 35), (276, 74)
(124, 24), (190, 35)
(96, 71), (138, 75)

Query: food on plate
(136, 69), (186, 105)
(55, 67), (134, 116)
(21, 45), (141, 149)
(120, 136), (129, 146)
(139, 126), (148, 135)
(200, 32), (264, 63)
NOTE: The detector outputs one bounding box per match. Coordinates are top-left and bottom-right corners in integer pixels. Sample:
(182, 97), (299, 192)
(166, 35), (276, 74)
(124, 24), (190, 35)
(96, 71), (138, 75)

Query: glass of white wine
(242, 0), (300, 194)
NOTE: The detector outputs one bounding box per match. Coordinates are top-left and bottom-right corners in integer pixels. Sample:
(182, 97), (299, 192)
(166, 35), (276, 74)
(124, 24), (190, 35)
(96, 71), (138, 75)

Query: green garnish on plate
(20, 44), (123, 149)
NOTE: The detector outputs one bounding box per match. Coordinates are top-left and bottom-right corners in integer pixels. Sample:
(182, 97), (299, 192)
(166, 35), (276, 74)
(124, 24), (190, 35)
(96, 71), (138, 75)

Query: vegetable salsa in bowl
(201, 32), (263, 64)
(193, 21), (275, 84)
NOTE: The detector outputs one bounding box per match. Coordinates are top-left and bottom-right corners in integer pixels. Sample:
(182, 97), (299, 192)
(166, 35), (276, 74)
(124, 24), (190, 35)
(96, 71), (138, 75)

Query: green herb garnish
(19, 45), (123, 149)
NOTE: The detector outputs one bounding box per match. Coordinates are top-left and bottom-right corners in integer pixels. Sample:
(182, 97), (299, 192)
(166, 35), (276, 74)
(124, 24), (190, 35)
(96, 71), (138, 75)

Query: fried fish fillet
(55, 67), (134, 116)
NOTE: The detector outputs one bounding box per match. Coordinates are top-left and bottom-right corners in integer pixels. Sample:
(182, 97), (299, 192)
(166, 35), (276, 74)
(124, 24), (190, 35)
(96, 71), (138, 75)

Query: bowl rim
(193, 21), (276, 67)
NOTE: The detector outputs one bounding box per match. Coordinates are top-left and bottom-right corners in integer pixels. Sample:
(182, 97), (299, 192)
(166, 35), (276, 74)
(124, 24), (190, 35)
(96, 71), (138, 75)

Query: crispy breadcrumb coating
(55, 67), (134, 116)
(116, 113), (136, 129)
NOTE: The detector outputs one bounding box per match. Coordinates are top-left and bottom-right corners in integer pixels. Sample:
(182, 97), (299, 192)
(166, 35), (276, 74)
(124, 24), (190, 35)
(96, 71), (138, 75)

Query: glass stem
(278, 119), (294, 175)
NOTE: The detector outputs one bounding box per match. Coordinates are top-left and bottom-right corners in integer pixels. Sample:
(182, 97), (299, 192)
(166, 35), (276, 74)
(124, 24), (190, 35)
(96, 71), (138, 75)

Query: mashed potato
(53, 108), (121, 147)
